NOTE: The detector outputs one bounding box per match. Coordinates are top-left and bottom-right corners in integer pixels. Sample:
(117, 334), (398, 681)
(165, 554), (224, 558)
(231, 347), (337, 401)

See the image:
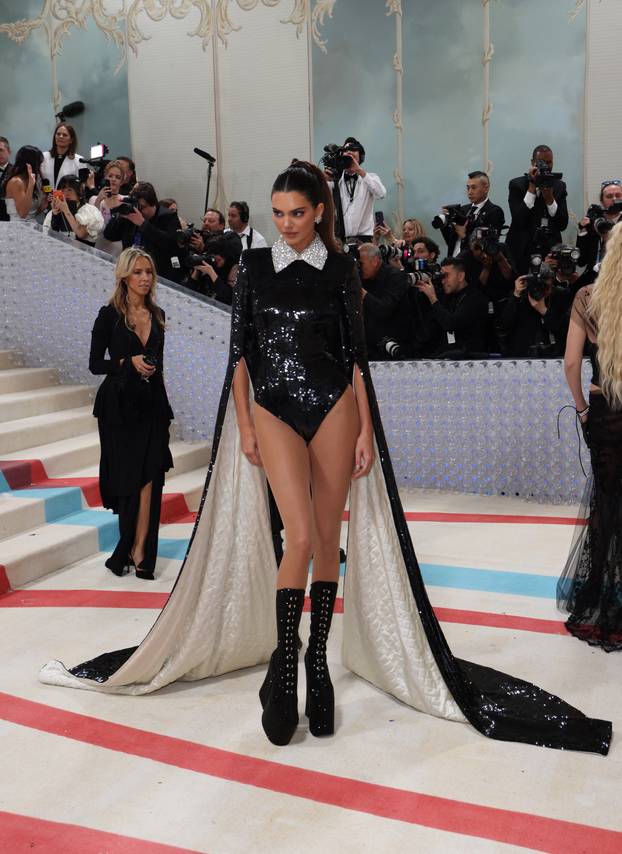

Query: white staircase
(0, 350), (210, 592)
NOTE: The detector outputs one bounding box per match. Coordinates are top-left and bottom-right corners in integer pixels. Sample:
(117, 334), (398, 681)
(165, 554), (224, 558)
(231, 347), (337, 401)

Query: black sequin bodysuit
(237, 243), (360, 443)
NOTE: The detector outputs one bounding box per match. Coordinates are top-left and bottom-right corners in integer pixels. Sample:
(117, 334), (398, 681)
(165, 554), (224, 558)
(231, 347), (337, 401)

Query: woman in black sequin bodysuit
(232, 162), (374, 744)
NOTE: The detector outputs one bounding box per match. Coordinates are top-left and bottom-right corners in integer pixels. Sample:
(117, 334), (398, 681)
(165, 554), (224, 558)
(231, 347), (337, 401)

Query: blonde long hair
(110, 248), (164, 331)
(591, 221), (622, 408)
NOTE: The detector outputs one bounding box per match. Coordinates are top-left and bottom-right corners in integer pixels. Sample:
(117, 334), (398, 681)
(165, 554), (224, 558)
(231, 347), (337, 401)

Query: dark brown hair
(50, 123), (77, 158)
(272, 159), (340, 253)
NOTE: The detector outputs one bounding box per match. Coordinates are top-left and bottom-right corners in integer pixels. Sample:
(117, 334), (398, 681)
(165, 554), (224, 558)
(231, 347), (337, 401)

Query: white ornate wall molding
(482, 0), (494, 175)
(386, 0), (404, 226)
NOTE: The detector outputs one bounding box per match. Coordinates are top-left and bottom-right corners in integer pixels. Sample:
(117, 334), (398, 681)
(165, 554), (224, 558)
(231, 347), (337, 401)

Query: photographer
(417, 257), (488, 358)
(103, 181), (184, 283)
(324, 137), (386, 240)
(43, 176), (104, 245)
(358, 243), (411, 359)
(187, 235), (239, 305)
(497, 263), (572, 357)
(466, 229), (516, 351)
(433, 171), (505, 257)
(576, 180), (622, 279)
(506, 145), (568, 274)
(226, 201), (268, 250)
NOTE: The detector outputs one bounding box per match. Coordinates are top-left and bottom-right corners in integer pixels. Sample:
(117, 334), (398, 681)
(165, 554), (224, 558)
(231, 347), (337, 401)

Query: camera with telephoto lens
(378, 243), (400, 264)
(528, 159), (563, 189)
(321, 144), (354, 176)
(522, 254), (552, 302)
(470, 225), (505, 257)
(115, 195), (141, 216)
(378, 336), (404, 359)
(549, 244), (580, 277)
(175, 223), (202, 248)
(404, 259), (443, 288)
(431, 204), (468, 231)
(187, 253), (217, 269)
(585, 201), (622, 237)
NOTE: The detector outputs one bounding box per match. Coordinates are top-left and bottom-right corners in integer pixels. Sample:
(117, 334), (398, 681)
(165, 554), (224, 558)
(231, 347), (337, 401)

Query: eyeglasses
(601, 179), (622, 188)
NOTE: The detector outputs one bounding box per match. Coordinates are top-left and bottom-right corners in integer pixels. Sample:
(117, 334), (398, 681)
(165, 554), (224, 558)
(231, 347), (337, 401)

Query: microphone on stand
(194, 147), (216, 164)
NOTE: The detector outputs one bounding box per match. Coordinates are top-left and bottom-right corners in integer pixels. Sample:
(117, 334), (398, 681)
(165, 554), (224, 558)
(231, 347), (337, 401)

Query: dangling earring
(314, 215), (322, 225)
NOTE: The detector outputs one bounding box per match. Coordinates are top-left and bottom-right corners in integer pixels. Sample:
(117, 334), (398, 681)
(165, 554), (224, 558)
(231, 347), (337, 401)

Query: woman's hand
(131, 354), (156, 379)
(239, 425), (262, 467)
(352, 431), (374, 479)
(26, 163), (36, 192)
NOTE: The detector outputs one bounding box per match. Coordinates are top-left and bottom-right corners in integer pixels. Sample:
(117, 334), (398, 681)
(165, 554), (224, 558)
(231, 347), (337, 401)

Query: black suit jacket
(441, 199), (505, 256)
(362, 263), (411, 353)
(430, 284), (489, 356)
(506, 175), (568, 273)
(103, 206), (183, 283)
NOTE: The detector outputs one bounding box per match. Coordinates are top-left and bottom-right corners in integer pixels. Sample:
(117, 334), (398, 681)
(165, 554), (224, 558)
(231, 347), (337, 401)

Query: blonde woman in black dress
(89, 248), (173, 580)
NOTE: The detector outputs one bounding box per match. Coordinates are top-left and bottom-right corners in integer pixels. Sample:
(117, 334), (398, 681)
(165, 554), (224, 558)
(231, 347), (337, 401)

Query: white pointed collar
(271, 234), (328, 274)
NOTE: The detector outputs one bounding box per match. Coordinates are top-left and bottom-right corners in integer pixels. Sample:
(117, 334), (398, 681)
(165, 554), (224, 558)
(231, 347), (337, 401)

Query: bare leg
(131, 480), (152, 565)
(253, 404), (313, 590)
(309, 387), (360, 583)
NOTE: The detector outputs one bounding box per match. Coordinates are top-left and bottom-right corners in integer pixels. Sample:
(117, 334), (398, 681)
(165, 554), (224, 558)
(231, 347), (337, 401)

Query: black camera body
(115, 194), (141, 216)
(321, 144), (354, 176)
(585, 202), (622, 237)
(531, 224), (557, 255)
(187, 252), (217, 268)
(549, 244), (580, 277)
(470, 225), (505, 257)
(528, 159), (563, 189)
(175, 223), (201, 248)
(522, 254), (552, 302)
(431, 204), (468, 231)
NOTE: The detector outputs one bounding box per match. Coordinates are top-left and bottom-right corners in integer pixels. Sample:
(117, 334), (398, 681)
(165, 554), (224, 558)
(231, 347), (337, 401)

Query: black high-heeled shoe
(260, 587), (305, 746)
(305, 580), (338, 737)
(130, 552), (155, 581)
(105, 556), (130, 577)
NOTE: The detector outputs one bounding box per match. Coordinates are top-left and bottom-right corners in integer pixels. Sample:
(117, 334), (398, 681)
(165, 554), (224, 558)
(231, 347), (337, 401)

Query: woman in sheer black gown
(89, 248), (173, 580)
(559, 223), (622, 651)
(41, 164), (611, 756)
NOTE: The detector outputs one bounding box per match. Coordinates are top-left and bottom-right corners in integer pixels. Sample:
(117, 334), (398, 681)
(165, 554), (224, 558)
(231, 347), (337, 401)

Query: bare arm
(352, 365), (374, 478)
(6, 176), (34, 219)
(564, 317), (588, 416)
(232, 358), (262, 466)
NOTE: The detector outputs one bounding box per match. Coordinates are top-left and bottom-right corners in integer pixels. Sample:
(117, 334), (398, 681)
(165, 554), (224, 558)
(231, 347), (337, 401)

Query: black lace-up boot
(260, 587), (305, 746)
(305, 580), (338, 736)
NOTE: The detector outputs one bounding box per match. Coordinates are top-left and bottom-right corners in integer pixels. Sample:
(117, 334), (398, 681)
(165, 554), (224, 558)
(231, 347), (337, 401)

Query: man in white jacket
(325, 137), (386, 241)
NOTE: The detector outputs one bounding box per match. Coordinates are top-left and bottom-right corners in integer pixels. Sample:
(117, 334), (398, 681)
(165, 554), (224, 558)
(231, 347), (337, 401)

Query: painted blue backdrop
(313, 0), (586, 237)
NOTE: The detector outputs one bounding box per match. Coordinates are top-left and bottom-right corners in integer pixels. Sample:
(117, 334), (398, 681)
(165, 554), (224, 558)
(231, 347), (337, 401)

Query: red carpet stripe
(0, 693), (619, 853)
(0, 589), (567, 636)
(157, 510), (586, 527)
(343, 510), (584, 525)
(0, 565), (10, 595)
(0, 810), (204, 853)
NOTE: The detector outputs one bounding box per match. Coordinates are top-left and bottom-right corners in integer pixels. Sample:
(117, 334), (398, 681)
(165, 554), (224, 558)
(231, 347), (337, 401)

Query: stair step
(0, 432), (101, 478)
(167, 441), (211, 477)
(0, 406), (94, 455)
(1, 522), (104, 588)
(0, 367), (59, 395)
(164, 468), (208, 512)
(0, 487), (84, 540)
(0, 385), (95, 424)
(0, 350), (23, 370)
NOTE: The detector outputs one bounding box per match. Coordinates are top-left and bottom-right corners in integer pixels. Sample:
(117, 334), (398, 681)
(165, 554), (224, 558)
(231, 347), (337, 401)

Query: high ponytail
(271, 159), (341, 254)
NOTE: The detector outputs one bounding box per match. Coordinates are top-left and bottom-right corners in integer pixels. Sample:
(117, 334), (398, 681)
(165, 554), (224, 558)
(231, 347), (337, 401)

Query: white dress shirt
(226, 224), (268, 250)
(337, 170), (386, 237)
(523, 187), (558, 218)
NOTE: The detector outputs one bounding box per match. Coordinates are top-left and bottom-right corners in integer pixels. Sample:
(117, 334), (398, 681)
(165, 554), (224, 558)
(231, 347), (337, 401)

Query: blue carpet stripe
(22, 500), (557, 599)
